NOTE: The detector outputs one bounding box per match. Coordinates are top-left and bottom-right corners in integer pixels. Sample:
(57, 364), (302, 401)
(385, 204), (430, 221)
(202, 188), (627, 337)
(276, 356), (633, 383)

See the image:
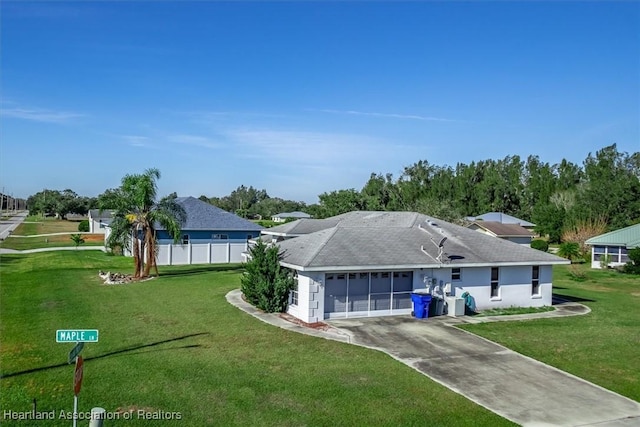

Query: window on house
(212, 234), (229, 240)
(621, 248), (629, 263)
(289, 272), (299, 306)
(451, 268), (461, 281)
(532, 266), (540, 296)
(608, 247), (620, 263)
(490, 267), (499, 298)
(182, 234), (189, 244)
(593, 246), (606, 261)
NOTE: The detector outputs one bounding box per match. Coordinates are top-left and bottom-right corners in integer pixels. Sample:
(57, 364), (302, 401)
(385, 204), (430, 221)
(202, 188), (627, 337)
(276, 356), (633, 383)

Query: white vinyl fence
(153, 241), (249, 265)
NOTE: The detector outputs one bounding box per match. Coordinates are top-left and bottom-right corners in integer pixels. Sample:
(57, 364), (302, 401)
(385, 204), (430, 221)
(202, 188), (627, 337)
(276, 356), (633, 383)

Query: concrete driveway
(328, 316), (640, 427)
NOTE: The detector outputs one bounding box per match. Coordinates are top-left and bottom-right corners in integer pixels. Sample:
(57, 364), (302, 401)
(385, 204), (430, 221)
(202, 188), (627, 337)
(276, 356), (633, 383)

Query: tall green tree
(241, 240), (295, 313)
(100, 168), (186, 278)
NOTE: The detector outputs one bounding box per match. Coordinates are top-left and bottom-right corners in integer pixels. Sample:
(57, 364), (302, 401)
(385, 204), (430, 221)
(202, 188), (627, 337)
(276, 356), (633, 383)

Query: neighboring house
(271, 211), (311, 223)
(88, 209), (114, 234)
(115, 196), (263, 266)
(467, 221), (534, 246)
(466, 212), (535, 230)
(260, 217), (340, 242)
(585, 223), (640, 269)
(273, 211), (568, 324)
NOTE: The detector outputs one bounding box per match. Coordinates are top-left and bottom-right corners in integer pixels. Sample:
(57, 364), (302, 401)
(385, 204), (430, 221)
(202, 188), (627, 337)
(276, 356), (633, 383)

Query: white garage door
(324, 271), (413, 319)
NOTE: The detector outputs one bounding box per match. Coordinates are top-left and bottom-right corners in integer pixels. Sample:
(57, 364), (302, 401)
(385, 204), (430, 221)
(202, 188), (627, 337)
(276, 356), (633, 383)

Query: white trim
(281, 260), (570, 272)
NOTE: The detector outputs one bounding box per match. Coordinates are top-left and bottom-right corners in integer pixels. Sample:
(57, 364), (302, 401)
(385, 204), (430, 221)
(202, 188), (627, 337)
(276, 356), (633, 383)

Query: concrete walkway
(226, 289), (640, 427)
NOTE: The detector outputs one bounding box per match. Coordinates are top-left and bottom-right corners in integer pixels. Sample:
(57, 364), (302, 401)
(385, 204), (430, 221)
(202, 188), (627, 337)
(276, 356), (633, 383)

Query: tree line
(310, 144), (640, 242)
(26, 144), (639, 244)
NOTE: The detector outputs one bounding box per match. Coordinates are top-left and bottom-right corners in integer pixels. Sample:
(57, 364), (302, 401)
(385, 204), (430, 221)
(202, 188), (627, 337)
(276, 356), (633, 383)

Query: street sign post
(73, 356), (84, 427)
(74, 356), (83, 395)
(56, 329), (99, 343)
(68, 342), (85, 364)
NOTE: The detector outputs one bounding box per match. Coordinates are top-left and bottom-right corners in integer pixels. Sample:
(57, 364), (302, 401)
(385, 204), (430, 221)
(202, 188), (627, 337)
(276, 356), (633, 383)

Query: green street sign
(56, 330), (99, 343)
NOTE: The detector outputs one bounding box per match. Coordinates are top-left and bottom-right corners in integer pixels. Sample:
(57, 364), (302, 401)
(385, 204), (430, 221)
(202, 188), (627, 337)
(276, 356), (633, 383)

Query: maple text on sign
(56, 330), (99, 343)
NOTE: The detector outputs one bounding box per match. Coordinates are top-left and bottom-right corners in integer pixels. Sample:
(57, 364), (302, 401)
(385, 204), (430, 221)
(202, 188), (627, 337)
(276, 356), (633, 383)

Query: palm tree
(101, 168), (186, 278)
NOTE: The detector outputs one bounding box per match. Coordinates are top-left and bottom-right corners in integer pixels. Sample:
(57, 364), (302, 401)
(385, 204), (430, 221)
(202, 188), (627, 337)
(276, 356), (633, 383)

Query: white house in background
(467, 221), (534, 246)
(271, 211), (311, 223)
(88, 210), (114, 234)
(466, 212), (535, 230)
(585, 223), (640, 269)
(271, 211), (568, 324)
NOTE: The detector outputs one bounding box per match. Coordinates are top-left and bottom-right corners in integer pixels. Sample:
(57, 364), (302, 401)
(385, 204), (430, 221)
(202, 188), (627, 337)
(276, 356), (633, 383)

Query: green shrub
(567, 264), (588, 282)
(70, 234), (85, 248)
(530, 239), (549, 252)
(241, 240), (294, 313)
(621, 248), (640, 275)
(558, 242), (581, 261)
(78, 220), (90, 232)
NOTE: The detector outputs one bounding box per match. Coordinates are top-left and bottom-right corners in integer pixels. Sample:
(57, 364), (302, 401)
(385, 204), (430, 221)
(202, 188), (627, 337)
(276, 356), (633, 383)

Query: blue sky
(1, 1), (638, 203)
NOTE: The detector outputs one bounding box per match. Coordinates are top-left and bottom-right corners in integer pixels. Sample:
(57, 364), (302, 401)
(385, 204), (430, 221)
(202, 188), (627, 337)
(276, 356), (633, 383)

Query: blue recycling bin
(411, 293), (432, 319)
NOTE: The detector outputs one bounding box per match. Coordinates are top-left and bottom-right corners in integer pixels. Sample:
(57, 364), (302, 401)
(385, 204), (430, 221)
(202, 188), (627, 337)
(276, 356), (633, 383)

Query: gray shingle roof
(272, 211), (311, 219)
(88, 209), (114, 219)
(468, 221), (534, 237)
(262, 218), (340, 236)
(157, 197), (263, 232)
(277, 211), (566, 271)
(466, 212), (535, 227)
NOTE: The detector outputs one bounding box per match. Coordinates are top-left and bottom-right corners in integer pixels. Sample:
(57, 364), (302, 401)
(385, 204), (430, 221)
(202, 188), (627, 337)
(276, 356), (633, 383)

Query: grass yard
(0, 234), (104, 251)
(460, 264), (640, 402)
(0, 218), (104, 251)
(0, 252), (513, 427)
(11, 218), (85, 236)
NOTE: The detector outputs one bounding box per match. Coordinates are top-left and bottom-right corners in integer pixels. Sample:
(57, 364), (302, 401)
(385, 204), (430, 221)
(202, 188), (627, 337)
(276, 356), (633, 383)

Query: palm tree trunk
(132, 230), (142, 278)
(143, 227), (154, 278)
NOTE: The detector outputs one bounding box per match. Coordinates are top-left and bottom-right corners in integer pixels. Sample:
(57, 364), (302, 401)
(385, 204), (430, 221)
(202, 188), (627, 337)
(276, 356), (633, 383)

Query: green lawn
(460, 264), (640, 401)
(10, 218), (85, 236)
(0, 234), (105, 251)
(0, 218), (104, 251)
(0, 252), (513, 427)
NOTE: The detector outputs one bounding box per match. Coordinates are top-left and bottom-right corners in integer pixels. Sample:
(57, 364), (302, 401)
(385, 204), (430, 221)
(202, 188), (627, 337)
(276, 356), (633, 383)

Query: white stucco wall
(287, 264), (555, 323)
(452, 265), (552, 310)
(287, 271), (324, 323)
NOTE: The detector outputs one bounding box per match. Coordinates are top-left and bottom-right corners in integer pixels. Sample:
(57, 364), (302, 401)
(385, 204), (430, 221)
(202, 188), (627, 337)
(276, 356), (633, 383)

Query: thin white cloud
(121, 135), (151, 147)
(1, 107), (84, 124)
(166, 134), (221, 149)
(312, 108), (455, 122)
(223, 128), (418, 175)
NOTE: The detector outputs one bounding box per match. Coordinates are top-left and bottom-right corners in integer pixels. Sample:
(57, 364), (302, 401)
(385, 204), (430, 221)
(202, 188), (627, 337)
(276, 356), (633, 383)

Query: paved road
(0, 211), (27, 240)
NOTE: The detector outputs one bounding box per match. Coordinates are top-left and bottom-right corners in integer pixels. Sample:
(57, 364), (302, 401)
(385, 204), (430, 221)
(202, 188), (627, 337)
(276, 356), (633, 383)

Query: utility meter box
(446, 296), (465, 317)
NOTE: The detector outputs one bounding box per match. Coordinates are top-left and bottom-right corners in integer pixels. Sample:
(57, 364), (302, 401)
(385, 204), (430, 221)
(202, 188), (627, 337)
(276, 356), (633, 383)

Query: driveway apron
(328, 316), (640, 427)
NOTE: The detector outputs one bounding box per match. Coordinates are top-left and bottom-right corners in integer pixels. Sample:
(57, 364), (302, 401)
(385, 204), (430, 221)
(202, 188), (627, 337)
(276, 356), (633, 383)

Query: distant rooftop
(465, 212), (535, 227)
(585, 223), (640, 248)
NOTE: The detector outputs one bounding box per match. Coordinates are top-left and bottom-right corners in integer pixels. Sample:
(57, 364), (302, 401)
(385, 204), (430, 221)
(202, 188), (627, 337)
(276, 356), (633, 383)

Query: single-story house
(273, 211), (568, 324)
(271, 211), (311, 223)
(467, 221), (534, 246)
(88, 209), (114, 234)
(466, 212), (535, 230)
(585, 223), (640, 269)
(114, 196), (263, 266)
